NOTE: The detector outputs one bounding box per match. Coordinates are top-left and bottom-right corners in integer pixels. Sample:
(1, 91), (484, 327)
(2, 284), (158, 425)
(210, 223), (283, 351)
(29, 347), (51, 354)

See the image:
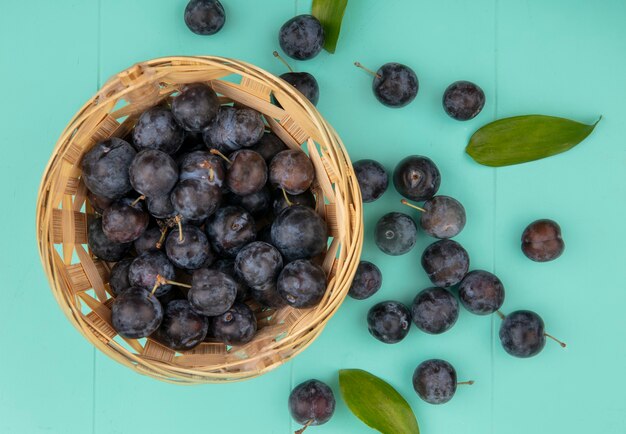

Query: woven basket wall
(36, 56), (363, 384)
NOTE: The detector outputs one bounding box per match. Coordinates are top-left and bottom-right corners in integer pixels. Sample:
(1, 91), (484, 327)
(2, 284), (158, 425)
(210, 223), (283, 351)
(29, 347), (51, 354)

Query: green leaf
(466, 115), (601, 167)
(312, 0), (348, 54)
(339, 369), (420, 434)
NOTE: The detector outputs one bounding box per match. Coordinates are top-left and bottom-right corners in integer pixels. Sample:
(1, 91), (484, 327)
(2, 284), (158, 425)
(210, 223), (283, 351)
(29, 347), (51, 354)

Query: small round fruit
(458, 270), (505, 315)
(277, 260), (326, 308)
(393, 156), (441, 201)
(348, 261), (382, 300)
(146, 194), (176, 219)
(442, 81), (485, 121)
(133, 106), (184, 154)
(154, 299), (208, 351)
(87, 217), (131, 262)
(210, 259), (249, 302)
(111, 286), (163, 339)
(129, 149), (178, 198)
(269, 149), (315, 195)
(178, 151), (225, 187)
(234, 241), (283, 287)
(288, 379), (336, 428)
(421, 240), (469, 287)
(271, 205), (327, 261)
(279, 72), (319, 106)
(184, 0), (225, 35)
(367, 301), (411, 344)
(87, 191), (114, 214)
(171, 179), (222, 221)
(279, 15), (325, 61)
(411, 287), (459, 334)
(210, 302), (257, 345)
(226, 149), (268, 195)
(353, 159), (388, 203)
(374, 212), (417, 256)
(250, 281), (287, 308)
(205, 107), (265, 152)
(227, 186), (271, 217)
(128, 250), (176, 297)
(499, 310), (546, 358)
(172, 83), (220, 132)
(81, 138), (136, 199)
(102, 198), (149, 243)
(421, 196), (466, 239)
(109, 258), (133, 296)
(372, 63), (419, 108)
(134, 226), (162, 255)
(272, 189), (316, 216)
(165, 225), (213, 270)
(521, 219), (565, 262)
(206, 206), (256, 257)
(249, 132), (288, 163)
(412, 359), (457, 405)
(188, 268), (237, 316)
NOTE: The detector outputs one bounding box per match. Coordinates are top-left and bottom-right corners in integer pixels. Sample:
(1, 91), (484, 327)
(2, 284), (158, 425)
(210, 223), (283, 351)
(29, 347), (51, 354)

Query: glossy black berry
(206, 206), (256, 257)
(272, 189), (316, 216)
(458, 270), (505, 315)
(111, 286), (163, 339)
(420, 196), (466, 239)
(227, 186), (271, 218)
(102, 198), (149, 243)
(129, 149), (179, 198)
(188, 268), (237, 316)
(279, 15), (325, 61)
(413, 359), (457, 404)
(277, 259), (326, 308)
(165, 225), (214, 270)
(211, 302), (257, 345)
(153, 299), (209, 351)
(367, 301), (411, 344)
(393, 156), (441, 201)
(171, 178), (222, 221)
(210, 259), (250, 302)
(184, 0), (225, 35)
(442, 81), (485, 121)
(421, 240), (469, 287)
(250, 281), (287, 308)
(249, 132), (288, 163)
(172, 83), (220, 132)
(133, 106), (184, 154)
(87, 217), (131, 262)
(226, 149), (268, 196)
(234, 241), (283, 287)
(146, 194), (176, 219)
(205, 107), (265, 152)
(128, 250), (176, 297)
(375, 212), (417, 256)
(178, 151), (225, 187)
(269, 149), (315, 195)
(279, 72), (319, 106)
(367, 63), (418, 108)
(288, 379), (336, 427)
(353, 159), (388, 203)
(109, 258), (133, 296)
(271, 205), (327, 261)
(521, 219), (565, 262)
(133, 226), (162, 255)
(81, 138), (136, 199)
(411, 287), (459, 334)
(348, 261), (382, 300)
(499, 310), (546, 358)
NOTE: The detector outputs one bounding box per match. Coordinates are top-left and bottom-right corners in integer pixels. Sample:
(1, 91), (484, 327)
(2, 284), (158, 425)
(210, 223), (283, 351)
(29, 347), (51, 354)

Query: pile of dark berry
(84, 81), (330, 351)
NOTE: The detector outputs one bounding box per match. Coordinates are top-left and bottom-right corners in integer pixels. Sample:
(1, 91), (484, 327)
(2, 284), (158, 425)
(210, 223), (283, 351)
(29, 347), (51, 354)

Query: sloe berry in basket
(421, 239), (469, 288)
(272, 189), (315, 216)
(153, 299), (209, 351)
(521, 219), (565, 262)
(171, 178), (222, 221)
(355, 62), (418, 108)
(178, 151), (225, 187)
(188, 268), (238, 316)
(146, 194), (176, 219)
(165, 225), (214, 270)
(442, 80), (485, 121)
(250, 132), (288, 163)
(374, 212), (417, 256)
(367, 301), (411, 344)
(269, 149), (315, 195)
(353, 159), (388, 203)
(420, 195), (466, 239)
(227, 186), (272, 218)
(133, 106), (184, 154)
(277, 259), (326, 308)
(210, 259), (249, 302)
(458, 270), (505, 315)
(348, 261), (382, 300)
(210, 302), (257, 345)
(81, 138), (136, 200)
(393, 155), (441, 202)
(172, 83), (220, 132)
(271, 205), (327, 261)
(108, 258), (133, 296)
(279, 15), (325, 61)
(288, 379), (336, 429)
(111, 286), (163, 339)
(134, 226), (163, 255)
(129, 149), (179, 198)
(204, 107), (265, 152)
(206, 206), (256, 257)
(184, 0), (226, 36)
(102, 197), (150, 243)
(87, 217), (131, 262)
(250, 281), (287, 308)
(411, 287), (459, 334)
(128, 250), (176, 297)
(234, 241), (283, 288)
(224, 149), (268, 196)
(413, 359), (460, 405)
(87, 191), (113, 214)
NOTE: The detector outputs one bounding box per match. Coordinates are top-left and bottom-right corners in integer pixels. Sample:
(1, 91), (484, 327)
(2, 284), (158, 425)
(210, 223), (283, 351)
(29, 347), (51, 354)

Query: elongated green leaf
(339, 369), (419, 434)
(466, 115), (601, 167)
(312, 0), (348, 53)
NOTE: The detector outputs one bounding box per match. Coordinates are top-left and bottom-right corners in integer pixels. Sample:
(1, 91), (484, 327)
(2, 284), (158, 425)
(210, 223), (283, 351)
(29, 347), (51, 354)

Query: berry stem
(273, 50), (294, 73)
(210, 148), (232, 165)
(282, 188), (293, 207)
(294, 420), (313, 434)
(151, 274), (192, 297)
(544, 332), (567, 348)
(400, 199), (426, 213)
(457, 380), (475, 386)
(130, 195), (145, 207)
(155, 226), (168, 249)
(496, 310), (506, 320)
(209, 167), (214, 182)
(175, 215), (184, 242)
(354, 61), (382, 79)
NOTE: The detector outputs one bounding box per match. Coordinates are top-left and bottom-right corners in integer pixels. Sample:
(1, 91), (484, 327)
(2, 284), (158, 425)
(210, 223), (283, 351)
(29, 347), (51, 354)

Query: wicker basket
(36, 56), (363, 384)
